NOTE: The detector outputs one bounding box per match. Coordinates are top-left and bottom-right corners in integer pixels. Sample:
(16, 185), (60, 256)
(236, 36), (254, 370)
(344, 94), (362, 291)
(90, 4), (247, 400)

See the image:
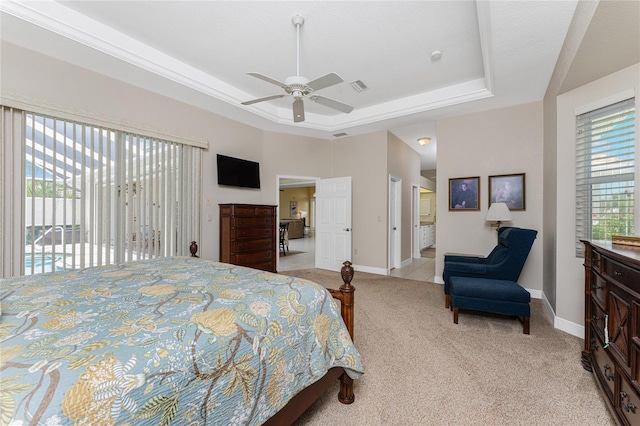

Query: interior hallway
(278, 233), (436, 283)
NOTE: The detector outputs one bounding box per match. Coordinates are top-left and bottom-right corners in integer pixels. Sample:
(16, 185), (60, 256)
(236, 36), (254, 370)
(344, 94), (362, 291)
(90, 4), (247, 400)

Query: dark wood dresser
(583, 240), (640, 425)
(220, 204), (277, 272)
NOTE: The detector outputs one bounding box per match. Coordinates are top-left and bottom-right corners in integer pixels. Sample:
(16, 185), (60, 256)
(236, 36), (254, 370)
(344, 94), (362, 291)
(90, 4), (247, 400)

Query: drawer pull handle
(614, 270), (625, 277)
(603, 364), (614, 381)
(592, 284), (603, 290)
(621, 391), (636, 413)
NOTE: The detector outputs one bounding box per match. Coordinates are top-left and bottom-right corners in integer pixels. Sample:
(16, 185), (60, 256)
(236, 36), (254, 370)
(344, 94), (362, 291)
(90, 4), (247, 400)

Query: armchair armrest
(444, 261), (488, 275)
(444, 253), (485, 264)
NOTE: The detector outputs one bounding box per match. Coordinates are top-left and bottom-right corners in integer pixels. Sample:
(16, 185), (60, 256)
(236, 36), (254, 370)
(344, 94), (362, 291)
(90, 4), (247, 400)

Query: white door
(412, 185), (420, 258)
(315, 177), (352, 272)
(389, 177), (402, 270)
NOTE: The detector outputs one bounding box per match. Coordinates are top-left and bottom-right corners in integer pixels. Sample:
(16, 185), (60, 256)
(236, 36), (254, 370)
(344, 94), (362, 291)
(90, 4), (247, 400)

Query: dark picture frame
(489, 173), (526, 210)
(449, 177), (480, 211)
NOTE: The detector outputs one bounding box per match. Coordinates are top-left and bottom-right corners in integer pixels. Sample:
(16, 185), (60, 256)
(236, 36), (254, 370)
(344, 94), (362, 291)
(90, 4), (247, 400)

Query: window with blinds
(575, 97), (635, 256)
(22, 112), (201, 274)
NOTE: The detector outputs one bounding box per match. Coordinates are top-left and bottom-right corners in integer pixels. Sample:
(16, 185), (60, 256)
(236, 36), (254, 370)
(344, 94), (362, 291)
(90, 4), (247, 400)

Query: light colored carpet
(279, 268), (615, 426)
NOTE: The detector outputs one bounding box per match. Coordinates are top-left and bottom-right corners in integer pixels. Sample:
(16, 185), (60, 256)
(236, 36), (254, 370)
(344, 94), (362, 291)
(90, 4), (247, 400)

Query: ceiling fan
(241, 15), (354, 123)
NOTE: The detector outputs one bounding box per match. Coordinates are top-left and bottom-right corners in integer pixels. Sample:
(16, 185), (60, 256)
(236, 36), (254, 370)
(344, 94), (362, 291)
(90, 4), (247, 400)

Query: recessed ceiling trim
(2, 0), (495, 134)
(476, 0), (495, 93)
(237, 78), (493, 132)
(0, 0), (251, 105)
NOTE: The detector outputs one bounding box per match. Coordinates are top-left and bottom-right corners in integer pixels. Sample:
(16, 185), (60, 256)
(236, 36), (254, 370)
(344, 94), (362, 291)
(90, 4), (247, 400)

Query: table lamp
(485, 202), (513, 240)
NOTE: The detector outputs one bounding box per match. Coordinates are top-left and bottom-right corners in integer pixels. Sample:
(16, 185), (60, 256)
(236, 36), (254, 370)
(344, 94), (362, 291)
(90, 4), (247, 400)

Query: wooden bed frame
(190, 242), (357, 425)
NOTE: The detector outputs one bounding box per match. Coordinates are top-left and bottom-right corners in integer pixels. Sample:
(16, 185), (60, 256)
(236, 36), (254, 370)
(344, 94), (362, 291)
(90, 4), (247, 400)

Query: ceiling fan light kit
(241, 15), (354, 123)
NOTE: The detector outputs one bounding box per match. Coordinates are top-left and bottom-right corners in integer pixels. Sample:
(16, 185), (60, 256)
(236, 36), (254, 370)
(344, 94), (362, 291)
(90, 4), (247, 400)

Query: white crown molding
(2, 0), (495, 133)
(476, 0), (495, 94)
(1, 92), (208, 148)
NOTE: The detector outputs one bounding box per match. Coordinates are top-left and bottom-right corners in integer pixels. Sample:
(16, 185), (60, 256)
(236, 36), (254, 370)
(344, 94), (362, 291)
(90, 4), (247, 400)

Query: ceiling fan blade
(247, 72), (289, 89)
(310, 95), (354, 113)
(307, 72), (344, 91)
(293, 98), (305, 123)
(241, 94), (286, 106)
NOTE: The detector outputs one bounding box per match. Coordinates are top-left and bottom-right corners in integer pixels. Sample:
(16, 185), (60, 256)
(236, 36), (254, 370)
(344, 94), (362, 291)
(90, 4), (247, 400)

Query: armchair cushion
(443, 227), (537, 308)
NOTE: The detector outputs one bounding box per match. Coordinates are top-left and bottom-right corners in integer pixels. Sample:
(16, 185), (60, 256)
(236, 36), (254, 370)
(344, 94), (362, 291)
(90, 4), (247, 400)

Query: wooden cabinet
(583, 240), (640, 425)
(220, 204), (277, 272)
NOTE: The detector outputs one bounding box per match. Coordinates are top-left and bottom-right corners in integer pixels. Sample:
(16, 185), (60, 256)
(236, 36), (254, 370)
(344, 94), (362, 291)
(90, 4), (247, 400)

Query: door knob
(344, 228), (351, 232)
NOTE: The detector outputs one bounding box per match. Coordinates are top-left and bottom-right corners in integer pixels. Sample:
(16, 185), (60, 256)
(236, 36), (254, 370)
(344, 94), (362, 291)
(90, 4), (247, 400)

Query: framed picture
(449, 177), (480, 211)
(489, 173), (526, 210)
(290, 201), (297, 217)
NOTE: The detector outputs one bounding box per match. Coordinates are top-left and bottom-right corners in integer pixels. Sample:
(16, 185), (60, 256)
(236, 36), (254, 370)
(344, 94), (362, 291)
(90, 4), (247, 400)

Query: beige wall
(435, 102), (545, 295)
(332, 131), (388, 271)
(278, 187), (313, 220)
(1, 41), (422, 274)
(387, 131), (422, 265)
(556, 64), (640, 328)
(541, 0), (599, 324)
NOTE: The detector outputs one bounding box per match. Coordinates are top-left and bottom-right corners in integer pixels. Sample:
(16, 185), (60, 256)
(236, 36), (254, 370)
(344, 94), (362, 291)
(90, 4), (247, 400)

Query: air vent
(333, 132), (349, 138)
(349, 80), (368, 92)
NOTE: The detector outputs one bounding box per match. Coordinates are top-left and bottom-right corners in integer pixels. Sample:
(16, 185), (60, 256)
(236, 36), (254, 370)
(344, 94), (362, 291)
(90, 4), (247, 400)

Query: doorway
(277, 176), (316, 271)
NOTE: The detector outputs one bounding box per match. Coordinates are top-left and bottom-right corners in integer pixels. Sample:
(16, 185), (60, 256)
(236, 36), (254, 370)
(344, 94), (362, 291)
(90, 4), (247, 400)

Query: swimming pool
(24, 254), (71, 274)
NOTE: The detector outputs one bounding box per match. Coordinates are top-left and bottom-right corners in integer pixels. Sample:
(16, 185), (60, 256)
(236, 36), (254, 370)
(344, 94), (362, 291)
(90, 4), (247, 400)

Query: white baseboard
(352, 264), (388, 276)
(540, 291), (584, 338)
(434, 275), (444, 284)
(525, 287), (542, 300)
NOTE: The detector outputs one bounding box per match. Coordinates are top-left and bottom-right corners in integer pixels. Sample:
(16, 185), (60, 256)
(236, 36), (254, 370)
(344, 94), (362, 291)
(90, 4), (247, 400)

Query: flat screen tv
(217, 154), (261, 189)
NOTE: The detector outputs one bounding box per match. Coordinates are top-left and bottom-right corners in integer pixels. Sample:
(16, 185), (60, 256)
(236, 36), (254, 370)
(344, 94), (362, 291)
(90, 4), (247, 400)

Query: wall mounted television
(216, 154), (261, 189)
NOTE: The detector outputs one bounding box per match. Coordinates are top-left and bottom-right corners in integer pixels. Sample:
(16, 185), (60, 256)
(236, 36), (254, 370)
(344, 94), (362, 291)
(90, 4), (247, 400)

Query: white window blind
(575, 97), (635, 256)
(2, 108), (201, 276)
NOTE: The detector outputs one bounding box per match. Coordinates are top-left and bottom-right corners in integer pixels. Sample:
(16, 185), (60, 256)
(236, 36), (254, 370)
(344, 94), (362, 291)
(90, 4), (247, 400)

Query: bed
(0, 253), (363, 425)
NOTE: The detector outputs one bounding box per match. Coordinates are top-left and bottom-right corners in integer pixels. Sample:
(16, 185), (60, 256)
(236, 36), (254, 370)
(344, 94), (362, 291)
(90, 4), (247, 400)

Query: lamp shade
(485, 202), (513, 222)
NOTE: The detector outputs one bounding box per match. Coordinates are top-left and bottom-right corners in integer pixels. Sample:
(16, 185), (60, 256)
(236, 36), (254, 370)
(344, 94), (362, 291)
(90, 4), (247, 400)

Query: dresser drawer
(234, 250), (275, 265)
(619, 372), (640, 425)
(591, 301), (607, 343)
(604, 258), (640, 295)
(248, 260), (275, 272)
(233, 227), (273, 240)
(230, 205), (275, 217)
(232, 239), (273, 253)
(592, 332), (615, 400)
(232, 216), (274, 228)
(591, 250), (602, 273)
(591, 272), (607, 308)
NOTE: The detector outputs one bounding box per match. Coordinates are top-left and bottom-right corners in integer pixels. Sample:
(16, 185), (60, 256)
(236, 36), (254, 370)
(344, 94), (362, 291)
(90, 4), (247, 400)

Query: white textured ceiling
(0, 1), (581, 172)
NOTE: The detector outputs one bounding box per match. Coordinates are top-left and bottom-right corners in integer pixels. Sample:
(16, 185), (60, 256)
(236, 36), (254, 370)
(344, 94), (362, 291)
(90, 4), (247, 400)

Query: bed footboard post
(339, 261), (355, 340)
(338, 260), (356, 404)
(190, 241), (199, 257)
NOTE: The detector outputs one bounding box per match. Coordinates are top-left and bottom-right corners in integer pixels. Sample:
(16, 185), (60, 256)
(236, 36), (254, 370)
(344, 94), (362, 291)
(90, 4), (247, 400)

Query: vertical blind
(1, 106), (201, 276)
(575, 97), (635, 256)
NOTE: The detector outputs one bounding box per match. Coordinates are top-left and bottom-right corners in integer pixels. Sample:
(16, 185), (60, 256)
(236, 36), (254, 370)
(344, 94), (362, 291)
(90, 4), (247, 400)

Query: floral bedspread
(0, 257), (363, 425)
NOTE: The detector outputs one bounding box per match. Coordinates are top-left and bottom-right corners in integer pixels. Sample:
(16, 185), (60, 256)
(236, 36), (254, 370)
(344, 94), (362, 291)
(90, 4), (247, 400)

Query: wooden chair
(279, 222), (289, 255)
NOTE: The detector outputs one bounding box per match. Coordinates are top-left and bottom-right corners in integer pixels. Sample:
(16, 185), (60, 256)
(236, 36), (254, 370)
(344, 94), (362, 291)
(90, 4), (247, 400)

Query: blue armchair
(443, 227), (537, 308)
